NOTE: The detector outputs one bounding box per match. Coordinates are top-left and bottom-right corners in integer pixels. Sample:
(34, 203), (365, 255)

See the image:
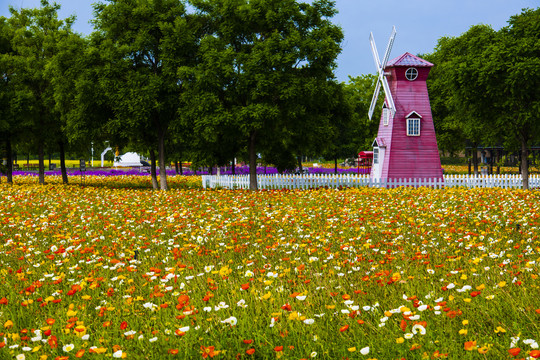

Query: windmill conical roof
(386, 52), (433, 67)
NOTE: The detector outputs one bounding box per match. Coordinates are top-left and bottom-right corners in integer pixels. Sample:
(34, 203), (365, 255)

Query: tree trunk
(38, 140), (45, 185)
(232, 158), (235, 175)
(59, 141), (68, 184)
(180, 161), (183, 175)
(249, 130), (258, 191)
(297, 155), (303, 173)
(175, 161), (179, 175)
(334, 156), (338, 174)
(157, 128), (168, 191)
(149, 149), (159, 190)
(7, 139), (13, 184)
(472, 148), (479, 176)
(521, 138), (529, 190)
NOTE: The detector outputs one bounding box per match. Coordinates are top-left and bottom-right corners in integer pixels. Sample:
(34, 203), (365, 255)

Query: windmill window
(383, 107), (390, 126)
(373, 147), (379, 164)
(405, 68), (418, 81)
(407, 118), (421, 136)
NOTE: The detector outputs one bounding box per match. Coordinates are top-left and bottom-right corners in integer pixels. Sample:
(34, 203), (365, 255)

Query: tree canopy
(425, 7), (540, 188)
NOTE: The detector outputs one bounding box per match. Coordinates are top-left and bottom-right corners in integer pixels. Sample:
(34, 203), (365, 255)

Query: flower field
(1, 176), (540, 359)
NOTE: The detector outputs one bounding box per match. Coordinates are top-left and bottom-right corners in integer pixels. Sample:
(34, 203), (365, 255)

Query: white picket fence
(202, 174), (540, 190)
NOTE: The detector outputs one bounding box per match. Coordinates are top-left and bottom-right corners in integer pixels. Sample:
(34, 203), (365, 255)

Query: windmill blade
(368, 80), (381, 120)
(381, 26), (397, 69)
(381, 76), (395, 114)
(369, 32), (381, 70)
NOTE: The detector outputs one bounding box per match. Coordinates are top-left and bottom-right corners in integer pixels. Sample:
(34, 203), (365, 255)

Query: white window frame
(407, 118), (421, 136)
(373, 147), (379, 164)
(383, 107), (390, 126)
(405, 67), (418, 81)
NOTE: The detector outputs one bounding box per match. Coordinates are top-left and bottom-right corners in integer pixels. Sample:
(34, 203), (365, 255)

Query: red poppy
(281, 303), (292, 311)
(48, 335), (58, 349)
(339, 325), (349, 332)
(508, 348), (521, 356)
(274, 346), (283, 352)
(168, 349), (179, 355)
(400, 319), (407, 331)
(243, 340), (253, 344)
(120, 321), (128, 330)
(246, 348), (255, 355)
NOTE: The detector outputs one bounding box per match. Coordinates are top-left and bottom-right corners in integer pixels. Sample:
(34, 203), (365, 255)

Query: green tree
(6, 0), (75, 184)
(489, 8), (540, 189)
(0, 16), (16, 183)
(46, 30), (88, 183)
(427, 8), (540, 187)
(92, 0), (197, 190)
(345, 75), (381, 148)
(424, 25), (499, 175)
(182, 0), (343, 190)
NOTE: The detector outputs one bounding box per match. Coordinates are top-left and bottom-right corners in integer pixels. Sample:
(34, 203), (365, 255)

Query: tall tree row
(2, 0), (349, 190)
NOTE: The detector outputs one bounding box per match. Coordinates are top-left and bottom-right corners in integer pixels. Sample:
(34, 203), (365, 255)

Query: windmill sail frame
(368, 26), (397, 121)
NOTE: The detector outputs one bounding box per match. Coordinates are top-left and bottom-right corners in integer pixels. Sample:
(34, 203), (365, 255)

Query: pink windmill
(368, 27), (443, 182)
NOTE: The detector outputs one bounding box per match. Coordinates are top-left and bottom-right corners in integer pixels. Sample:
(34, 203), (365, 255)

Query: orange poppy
(508, 348), (521, 356)
(339, 325), (349, 332)
(464, 341), (476, 351)
(274, 346), (283, 352)
(530, 350), (540, 358)
(246, 348), (255, 355)
(201, 346), (215, 358)
(75, 349), (85, 358)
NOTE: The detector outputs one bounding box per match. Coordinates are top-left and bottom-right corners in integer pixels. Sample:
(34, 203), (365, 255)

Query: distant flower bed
(12, 165), (370, 177)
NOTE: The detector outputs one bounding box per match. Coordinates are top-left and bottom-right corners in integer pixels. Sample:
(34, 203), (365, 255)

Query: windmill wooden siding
(373, 52), (443, 181)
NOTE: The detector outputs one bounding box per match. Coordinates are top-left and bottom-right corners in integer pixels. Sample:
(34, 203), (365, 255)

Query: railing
(202, 174), (539, 190)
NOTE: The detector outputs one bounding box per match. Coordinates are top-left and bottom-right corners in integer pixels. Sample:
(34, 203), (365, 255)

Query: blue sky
(2, 0), (537, 82)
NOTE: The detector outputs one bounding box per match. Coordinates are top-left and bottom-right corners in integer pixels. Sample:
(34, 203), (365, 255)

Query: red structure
(357, 151), (373, 174)
(369, 50), (443, 181)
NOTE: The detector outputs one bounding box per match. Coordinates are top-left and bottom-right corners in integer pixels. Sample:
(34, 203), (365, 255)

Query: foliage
(181, 0), (344, 189)
(91, 0), (197, 190)
(5, 1), (76, 184)
(425, 7), (540, 187)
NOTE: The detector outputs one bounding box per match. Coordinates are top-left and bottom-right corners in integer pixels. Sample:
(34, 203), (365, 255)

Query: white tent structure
(113, 152), (145, 167)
